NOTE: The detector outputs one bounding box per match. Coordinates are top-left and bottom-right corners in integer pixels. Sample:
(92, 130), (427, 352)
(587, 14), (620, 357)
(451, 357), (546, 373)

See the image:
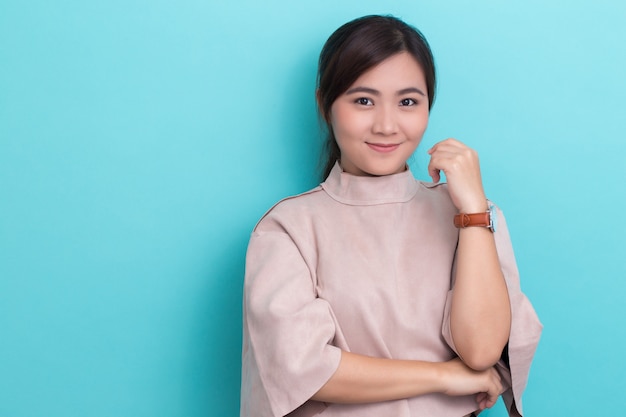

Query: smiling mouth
(366, 142), (400, 153)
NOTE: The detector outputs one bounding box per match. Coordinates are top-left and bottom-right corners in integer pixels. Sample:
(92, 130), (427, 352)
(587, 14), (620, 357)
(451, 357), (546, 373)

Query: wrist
(456, 201), (488, 214)
(431, 361), (451, 394)
(454, 204), (497, 233)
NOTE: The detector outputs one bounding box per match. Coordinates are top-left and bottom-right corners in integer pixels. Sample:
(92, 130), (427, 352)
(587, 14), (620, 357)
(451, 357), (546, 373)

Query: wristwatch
(453, 204), (497, 233)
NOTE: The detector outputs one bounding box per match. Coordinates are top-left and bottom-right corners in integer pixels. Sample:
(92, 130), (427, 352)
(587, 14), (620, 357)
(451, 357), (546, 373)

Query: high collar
(321, 162), (419, 206)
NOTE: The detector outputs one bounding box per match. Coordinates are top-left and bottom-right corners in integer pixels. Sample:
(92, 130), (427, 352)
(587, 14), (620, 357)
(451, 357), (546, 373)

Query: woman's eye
(400, 98), (417, 106)
(356, 97), (373, 106)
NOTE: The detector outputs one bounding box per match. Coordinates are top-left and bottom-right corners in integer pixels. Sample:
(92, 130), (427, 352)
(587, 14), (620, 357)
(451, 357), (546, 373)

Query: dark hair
(316, 15), (437, 179)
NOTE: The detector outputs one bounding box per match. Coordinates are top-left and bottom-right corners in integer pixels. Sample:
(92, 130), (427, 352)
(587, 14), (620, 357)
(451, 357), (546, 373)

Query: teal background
(1, 0), (625, 415)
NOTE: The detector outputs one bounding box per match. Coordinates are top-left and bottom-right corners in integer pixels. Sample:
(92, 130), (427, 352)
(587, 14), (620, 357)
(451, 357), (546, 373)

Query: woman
(241, 15), (542, 417)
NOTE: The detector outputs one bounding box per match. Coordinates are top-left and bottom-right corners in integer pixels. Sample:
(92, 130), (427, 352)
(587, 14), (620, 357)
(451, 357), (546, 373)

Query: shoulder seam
(253, 186), (323, 232)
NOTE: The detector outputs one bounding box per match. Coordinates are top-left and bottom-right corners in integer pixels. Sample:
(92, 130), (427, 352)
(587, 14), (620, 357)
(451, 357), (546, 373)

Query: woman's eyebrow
(345, 86), (426, 97)
(397, 87), (426, 97)
(345, 86), (380, 96)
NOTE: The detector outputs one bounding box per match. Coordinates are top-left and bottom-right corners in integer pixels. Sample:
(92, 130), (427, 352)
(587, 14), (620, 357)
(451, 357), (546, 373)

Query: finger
(428, 146), (474, 165)
(427, 149), (459, 172)
(430, 140), (477, 160)
(428, 149), (461, 161)
(427, 150), (442, 183)
(430, 137), (463, 149)
(428, 167), (441, 183)
(429, 138), (467, 154)
(485, 385), (499, 408)
(476, 394), (488, 411)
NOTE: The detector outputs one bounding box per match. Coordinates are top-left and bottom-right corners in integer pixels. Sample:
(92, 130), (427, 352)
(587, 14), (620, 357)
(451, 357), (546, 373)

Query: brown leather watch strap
(453, 212), (490, 228)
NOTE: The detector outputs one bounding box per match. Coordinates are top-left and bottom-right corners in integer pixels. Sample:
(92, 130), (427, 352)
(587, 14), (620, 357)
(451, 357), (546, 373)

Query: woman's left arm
(428, 138), (512, 371)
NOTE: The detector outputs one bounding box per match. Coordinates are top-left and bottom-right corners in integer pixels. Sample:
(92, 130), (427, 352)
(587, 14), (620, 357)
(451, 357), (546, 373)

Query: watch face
(488, 204), (497, 232)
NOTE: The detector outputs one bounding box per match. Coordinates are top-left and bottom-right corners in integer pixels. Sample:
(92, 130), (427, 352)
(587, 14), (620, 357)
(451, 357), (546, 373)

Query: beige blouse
(241, 163), (542, 417)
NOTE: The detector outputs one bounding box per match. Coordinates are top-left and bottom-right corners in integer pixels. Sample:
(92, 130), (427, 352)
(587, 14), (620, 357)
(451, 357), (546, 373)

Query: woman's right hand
(440, 357), (502, 410)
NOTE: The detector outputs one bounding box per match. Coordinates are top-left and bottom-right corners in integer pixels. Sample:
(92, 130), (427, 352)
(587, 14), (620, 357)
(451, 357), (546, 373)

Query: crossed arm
(312, 223), (510, 410)
(312, 139), (512, 411)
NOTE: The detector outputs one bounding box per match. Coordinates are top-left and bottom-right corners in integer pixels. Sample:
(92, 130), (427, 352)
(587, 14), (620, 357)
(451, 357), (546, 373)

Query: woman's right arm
(312, 351), (502, 411)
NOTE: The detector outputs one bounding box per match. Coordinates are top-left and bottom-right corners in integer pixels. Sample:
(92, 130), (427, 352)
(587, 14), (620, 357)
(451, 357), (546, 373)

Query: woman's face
(329, 52), (430, 176)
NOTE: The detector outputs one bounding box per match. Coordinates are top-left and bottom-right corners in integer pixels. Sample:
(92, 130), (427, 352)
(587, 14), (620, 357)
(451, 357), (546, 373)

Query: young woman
(241, 15), (542, 417)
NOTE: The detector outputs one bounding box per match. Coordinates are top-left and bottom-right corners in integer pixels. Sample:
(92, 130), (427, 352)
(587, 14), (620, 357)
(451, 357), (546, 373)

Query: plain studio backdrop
(1, 1), (624, 415)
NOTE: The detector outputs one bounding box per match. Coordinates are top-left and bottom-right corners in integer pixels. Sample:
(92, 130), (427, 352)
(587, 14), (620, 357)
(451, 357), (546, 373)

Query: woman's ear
(315, 89), (328, 123)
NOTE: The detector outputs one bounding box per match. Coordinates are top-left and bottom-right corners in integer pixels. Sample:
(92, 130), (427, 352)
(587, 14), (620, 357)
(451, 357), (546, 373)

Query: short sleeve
(441, 207), (543, 417)
(241, 230), (342, 417)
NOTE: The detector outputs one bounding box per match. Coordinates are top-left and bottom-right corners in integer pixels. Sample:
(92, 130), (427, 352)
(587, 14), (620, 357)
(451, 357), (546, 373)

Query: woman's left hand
(427, 138), (487, 213)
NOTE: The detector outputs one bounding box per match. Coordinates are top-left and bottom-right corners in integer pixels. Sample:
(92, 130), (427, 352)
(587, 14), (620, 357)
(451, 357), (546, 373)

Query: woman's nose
(371, 105), (398, 135)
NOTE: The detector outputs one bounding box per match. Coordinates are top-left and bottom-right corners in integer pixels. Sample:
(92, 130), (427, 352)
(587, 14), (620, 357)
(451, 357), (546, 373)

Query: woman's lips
(366, 142), (400, 153)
